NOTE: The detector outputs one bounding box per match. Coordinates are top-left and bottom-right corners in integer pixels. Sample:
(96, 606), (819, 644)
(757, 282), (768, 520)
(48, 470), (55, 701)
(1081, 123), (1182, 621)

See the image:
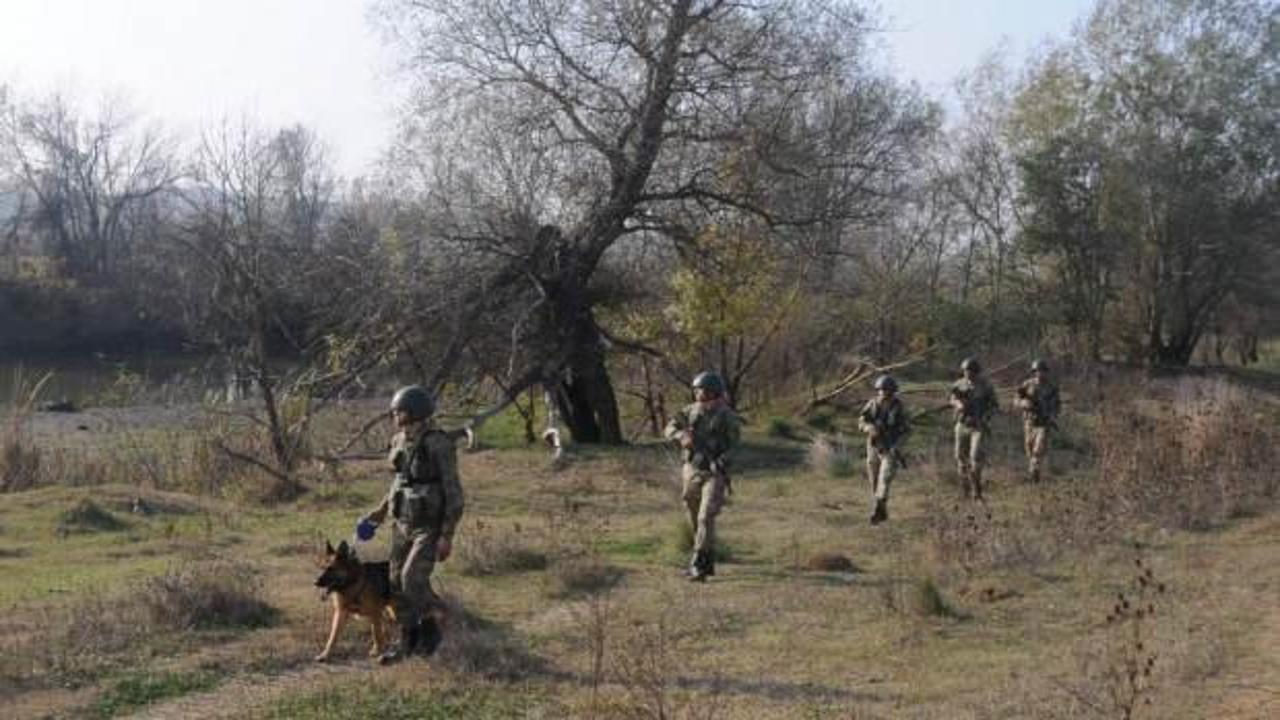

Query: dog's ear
(325, 540), (335, 556)
(337, 540), (351, 558)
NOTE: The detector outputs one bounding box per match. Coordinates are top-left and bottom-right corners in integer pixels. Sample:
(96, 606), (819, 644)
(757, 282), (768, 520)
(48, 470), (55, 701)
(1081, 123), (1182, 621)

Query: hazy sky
(0, 0), (1094, 177)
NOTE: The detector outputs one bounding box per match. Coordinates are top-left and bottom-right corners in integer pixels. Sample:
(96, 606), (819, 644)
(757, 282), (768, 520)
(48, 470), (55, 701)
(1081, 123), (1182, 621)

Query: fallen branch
(801, 348), (935, 415)
(212, 439), (291, 483)
(329, 410), (391, 459)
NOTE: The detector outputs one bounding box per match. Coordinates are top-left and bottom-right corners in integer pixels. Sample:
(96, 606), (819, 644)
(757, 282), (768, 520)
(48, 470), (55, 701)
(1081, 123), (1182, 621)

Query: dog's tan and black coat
(314, 540), (396, 661)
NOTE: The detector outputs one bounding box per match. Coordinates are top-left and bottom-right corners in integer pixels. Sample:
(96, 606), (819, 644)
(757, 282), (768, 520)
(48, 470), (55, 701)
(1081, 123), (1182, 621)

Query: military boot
(418, 615), (443, 657)
(687, 550), (711, 583)
(869, 498), (888, 525)
(684, 551), (701, 580)
(378, 622), (421, 665)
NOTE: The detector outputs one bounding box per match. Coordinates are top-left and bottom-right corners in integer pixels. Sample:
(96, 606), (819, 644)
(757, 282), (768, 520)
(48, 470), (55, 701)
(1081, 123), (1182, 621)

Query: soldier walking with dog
(357, 385), (464, 664)
(664, 371), (740, 583)
(1016, 359), (1060, 482)
(858, 374), (911, 525)
(950, 358), (998, 500)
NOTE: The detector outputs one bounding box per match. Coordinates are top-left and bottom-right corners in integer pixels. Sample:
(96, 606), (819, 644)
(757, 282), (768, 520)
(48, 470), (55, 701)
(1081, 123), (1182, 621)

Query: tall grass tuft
(457, 520), (549, 576)
(1, 561), (277, 687)
(0, 370), (50, 493)
(807, 432), (856, 478)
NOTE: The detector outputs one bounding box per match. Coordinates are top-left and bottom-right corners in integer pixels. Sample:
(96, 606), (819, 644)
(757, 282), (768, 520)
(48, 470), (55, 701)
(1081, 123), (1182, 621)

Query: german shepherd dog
(314, 540), (396, 662)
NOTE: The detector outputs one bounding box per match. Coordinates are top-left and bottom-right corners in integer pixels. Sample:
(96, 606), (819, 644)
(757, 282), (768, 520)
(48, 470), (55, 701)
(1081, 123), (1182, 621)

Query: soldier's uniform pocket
(399, 486), (444, 529)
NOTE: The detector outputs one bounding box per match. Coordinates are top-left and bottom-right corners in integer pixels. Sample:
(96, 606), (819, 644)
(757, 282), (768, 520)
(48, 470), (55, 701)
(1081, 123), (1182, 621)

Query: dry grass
(1097, 377), (1279, 530)
(434, 595), (547, 680)
(1, 367), (1278, 718)
(0, 372), (48, 493)
(0, 560), (277, 688)
(140, 562), (278, 631)
(546, 557), (625, 599)
(0, 425), (41, 493)
(457, 520), (549, 576)
(806, 432), (857, 478)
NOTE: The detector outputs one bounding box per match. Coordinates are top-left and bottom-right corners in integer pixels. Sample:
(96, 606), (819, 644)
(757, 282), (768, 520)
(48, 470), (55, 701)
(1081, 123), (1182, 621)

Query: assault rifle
(1017, 383), (1057, 429)
(687, 433), (733, 495)
(860, 406), (908, 469)
(951, 385), (997, 428)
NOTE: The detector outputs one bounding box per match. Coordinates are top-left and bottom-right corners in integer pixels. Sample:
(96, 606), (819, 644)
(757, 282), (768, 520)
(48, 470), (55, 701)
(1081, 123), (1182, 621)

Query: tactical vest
(391, 430), (446, 529)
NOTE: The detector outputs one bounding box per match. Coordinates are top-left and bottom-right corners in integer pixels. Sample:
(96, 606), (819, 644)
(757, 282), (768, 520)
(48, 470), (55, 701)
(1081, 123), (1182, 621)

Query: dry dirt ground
(1, 384), (1278, 719)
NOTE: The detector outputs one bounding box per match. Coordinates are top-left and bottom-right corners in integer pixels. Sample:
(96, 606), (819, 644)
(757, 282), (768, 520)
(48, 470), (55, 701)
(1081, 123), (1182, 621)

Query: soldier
(949, 357), (998, 500)
(858, 375), (910, 525)
(1016, 359), (1060, 482)
(357, 385), (465, 664)
(664, 371), (741, 583)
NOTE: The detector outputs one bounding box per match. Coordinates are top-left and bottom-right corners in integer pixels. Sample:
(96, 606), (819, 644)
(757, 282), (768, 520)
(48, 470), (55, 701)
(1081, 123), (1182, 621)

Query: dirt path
(127, 660), (366, 720)
(1203, 517), (1280, 719)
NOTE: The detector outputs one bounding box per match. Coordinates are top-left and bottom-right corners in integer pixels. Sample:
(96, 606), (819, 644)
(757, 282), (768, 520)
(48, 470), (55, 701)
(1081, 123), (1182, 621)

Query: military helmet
(960, 357), (982, 373)
(390, 385), (434, 420)
(1030, 359), (1049, 373)
(874, 374), (898, 392)
(691, 371), (725, 394)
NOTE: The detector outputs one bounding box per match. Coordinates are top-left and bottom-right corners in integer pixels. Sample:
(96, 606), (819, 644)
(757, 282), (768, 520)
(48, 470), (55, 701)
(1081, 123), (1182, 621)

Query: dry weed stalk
(1062, 546), (1168, 719)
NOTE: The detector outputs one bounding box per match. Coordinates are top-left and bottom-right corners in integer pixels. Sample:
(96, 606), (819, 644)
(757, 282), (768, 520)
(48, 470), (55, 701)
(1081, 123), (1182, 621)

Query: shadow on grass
(437, 596), (551, 680)
(733, 440), (809, 474)
(674, 673), (896, 704)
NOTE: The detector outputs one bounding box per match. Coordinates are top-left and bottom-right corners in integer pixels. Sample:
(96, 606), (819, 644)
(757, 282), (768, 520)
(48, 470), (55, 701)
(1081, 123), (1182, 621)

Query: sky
(0, 0), (1095, 178)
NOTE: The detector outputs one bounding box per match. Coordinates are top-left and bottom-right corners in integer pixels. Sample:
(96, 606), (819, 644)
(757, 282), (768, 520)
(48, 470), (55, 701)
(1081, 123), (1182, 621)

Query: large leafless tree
(374, 0), (932, 442)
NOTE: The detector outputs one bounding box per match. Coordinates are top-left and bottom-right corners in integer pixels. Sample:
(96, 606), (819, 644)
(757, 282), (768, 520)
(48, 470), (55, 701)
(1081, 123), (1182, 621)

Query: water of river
(0, 353), (233, 408)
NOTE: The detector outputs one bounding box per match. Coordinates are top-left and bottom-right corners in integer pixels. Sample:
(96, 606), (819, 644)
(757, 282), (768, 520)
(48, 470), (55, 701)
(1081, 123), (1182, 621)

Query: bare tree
(0, 91), (179, 279)
(374, 0), (932, 442)
(164, 120), (397, 481)
(940, 56), (1023, 351)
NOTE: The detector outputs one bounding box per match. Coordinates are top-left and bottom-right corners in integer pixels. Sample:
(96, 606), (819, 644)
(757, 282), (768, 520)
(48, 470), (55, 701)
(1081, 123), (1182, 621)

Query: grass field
(1, 368), (1278, 718)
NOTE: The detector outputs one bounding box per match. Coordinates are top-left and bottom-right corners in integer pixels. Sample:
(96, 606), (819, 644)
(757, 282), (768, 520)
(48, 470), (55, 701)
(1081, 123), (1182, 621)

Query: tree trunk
(556, 373), (601, 443)
(555, 347), (624, 445)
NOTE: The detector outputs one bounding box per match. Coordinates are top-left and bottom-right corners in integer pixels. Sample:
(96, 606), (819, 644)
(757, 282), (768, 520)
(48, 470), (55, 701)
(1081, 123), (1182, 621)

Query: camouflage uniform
(950, 376), (998, 499)
(1017, 376), (1060, 482)
(664, 398), (741, 578)
(858, 394), (910, 515)
(365, 424), (464, 633)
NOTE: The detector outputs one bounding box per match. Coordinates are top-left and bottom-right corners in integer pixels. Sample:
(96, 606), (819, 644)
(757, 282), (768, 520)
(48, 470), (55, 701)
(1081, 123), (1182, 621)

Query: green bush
(56, 499), (127, 536)
(766, 416), (797, 439)
(806, 413), (835, 433)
